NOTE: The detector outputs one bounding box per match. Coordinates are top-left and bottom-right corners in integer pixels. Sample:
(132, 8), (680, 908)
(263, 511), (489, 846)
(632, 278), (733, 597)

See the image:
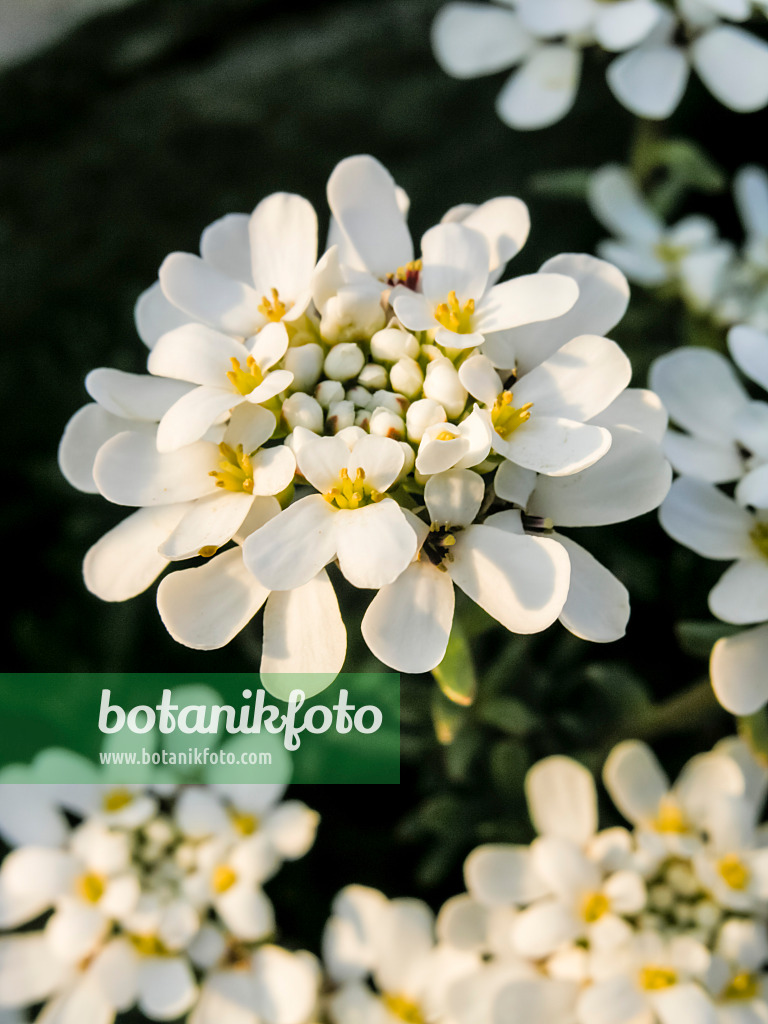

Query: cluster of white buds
(58, 154), (671, 682)
(323, 736), (768, 1024)
(0, 775), (319, 1024)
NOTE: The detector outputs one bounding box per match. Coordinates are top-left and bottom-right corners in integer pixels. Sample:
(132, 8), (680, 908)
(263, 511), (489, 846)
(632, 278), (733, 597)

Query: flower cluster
(589, 161), (768, 331)
(431, 0), (768, 132)
(0, 774), (319, 1023)
(323, 737), (768, 1024)
(652, 324), (768, 716)
(58, 155), (671, 679)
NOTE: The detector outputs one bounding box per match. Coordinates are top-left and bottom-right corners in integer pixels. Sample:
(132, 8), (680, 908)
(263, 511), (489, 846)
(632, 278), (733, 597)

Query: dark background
(1, 0), (761, 960)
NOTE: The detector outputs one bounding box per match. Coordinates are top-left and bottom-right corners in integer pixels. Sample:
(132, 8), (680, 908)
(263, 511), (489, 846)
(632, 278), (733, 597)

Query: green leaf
(528, 168), (592, 198)
(676, 620), (741, 659)
(478, 697), (539, 738)
(433, 621), (477, 706)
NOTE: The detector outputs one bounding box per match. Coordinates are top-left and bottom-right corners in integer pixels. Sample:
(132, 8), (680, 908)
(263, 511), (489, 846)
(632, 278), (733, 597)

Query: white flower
(711, 622), (768, 715)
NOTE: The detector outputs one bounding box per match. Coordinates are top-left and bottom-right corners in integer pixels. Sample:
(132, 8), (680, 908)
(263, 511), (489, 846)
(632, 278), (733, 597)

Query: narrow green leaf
(432, 621), (477, 706)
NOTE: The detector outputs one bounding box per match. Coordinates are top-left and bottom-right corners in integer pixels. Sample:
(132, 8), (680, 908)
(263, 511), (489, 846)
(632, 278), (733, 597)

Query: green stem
(607, 678), (726, 750)
(738, 708), (768, 764)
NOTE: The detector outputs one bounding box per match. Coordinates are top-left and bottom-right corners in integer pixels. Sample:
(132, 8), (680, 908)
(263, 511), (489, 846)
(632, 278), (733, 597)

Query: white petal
(216, 886), (274, 942)
(58, 404), (137, 494)
(85, 369), (192, 422)
(474, 274), (579, 334)
(242, 495), (338, 591)
(134, 280), (191, 350)
(448, 526), (570, 633)
(261, 568), (346, 676)
(459, 355), (503, 407)
(262, 803), (320, 861)
(157, 546), (270, 650)
(0, 847), (74, 927)
(38, 979), (116, 1024)
(650, 983), (717, 1024)
(511, 900), (581, 959)
(159, 492), (253, 560)
(596, 239), (668, 286)
(603, 740), (669, 826)
(200, 212), (252, 284)
(728, 324), (768, 392)
(156, 386), (242, 453)
(607, 44), (689, 118)
(588, 164), (663, 243)
(347, 434), (405, 493)
(496, 416), (611, 477)
(335, 500), (417, 589)
(490, 254), (630, 377)
(527, 425), (672, 526)
(93, 431), (218, 506)
(604, 870), (646, 915)
(436, 894), (489, 951)
(659, 477), (755, 559)
(296, 435), (350, 493)
(464, 845), (549, 906)
(493, 978), (579, 1024)
(252, 946), (319, 1024)
(392, 290), (441, 332)
(84, 504), (189, 601)
(0, 934), (71, 1006)
(692, 26), (768, 112)
(736, 462), (768, 508)
(495, 45), (581, 131)
(595, 0), (662, 52)
(709, 558), (768, 625)
(148, 322), (247, 386)
(593, 388), (668, 443)
(555, 533), (630, 643)
(577, 975), (648, 1024)
(711, 624), (768, 715)
(650, 348), (748, 444)
(46, 899), (108, 963)
(425, 469), (485, 527)
(431, 3), (533, 78)
(420, 222), (489, 306)
(159, 252), (264, 336)
(362, 559), (455, 673)
(493, 461), (537, 507)
(461, 197), (531, 270)
(326, 155), (413, 278)
(138, 957), (198, 1021)
(526, 755), (597, 845)
(249, 193), (317, 304)
(516, 0), (594, 36)
(0, 788), (68, 849)
(662, 431), (743, 483)
(734, 165), (768, 239)
(512, 335), (631, 423)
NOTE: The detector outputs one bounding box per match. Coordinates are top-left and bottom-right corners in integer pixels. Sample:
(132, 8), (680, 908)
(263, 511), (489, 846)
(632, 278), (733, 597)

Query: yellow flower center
(210, 442), (256, 494)
(492, 391), (533, 439)
(258, 287), (289, 323)
(434, 290), (475, 334)
(640, 966), (678, 991)
(718, 853), (751, 891)
(581, 891), (610, 923)
(654, 241), (688, 266)
(751, 522), (768, 559)
(654, 796), (688, 833)
(323, 466), (384, 510)
(102, 788), (134, 813)
(227, 355), (265, 395)
(129, 933), (170, 957)
(77, 872), (106, 904)
(230, 809), (260, 836)
(723, 971), (759, 1001)
(382, 994), (425, 1024)
(212, 864), (238, 894)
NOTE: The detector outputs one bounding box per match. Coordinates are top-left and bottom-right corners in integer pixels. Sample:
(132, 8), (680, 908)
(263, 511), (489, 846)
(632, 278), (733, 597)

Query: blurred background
(1, 0), (761, 956)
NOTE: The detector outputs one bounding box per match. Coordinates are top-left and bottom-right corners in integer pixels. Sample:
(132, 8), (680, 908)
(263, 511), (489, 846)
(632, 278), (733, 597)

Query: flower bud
(327, 400), (356, 434)
(358, 363), (389, 392)
(315, 379), (345, 409)
(394, 442), (415, 485)
(371, 326), (420, 363)
(346, 385), (372, 409)
(282, 393), (324, 434)
(390, 356), (424, 399)
(371, 390), (408, 416)
(355, 408), (371, 430)
(423, 357), (467, 419)
(406, 397), (447, 443)
(324, 343), (366, 382)
(283, 342), (324, 392)
(369, 406), (406, 441)
(320, 289), (386, 344)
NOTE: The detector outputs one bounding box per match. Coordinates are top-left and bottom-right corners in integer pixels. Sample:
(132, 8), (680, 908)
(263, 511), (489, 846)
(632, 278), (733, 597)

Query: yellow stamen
(323, 466), (384, 510)
(226, 355), (264, 396)
(212, 865), (238, 894)
(382, 994), (425, 1024)
(723, 971), (759, 1001)
(434, 290), (475, 334)
(718, 853), (751, 891)
(491, 391), (533, 439)
(103, 788), (134, 813)
(209, 442), (256, 494)
(751, 522), (768, 559)
(393, 259), (423, 283)
(230, 810), (259, 836)
(199, 545), (218, 557)
(129, 933), (169, 957)
(435, 430), (458, 441)
(653, 796), (688, 833)
(654, 241), (688, 266)
(581, 891), (610, 923)
(257, 287), (289, 322)
(77, 872), (106, 904)
(640, 966), (678, 991)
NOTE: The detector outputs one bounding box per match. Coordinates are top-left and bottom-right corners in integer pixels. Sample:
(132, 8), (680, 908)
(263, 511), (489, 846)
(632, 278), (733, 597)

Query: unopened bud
(371, 326), (420, 362)
(346, 385), (372, 409)
(371, 390), (408, 416)
(423, 357), (467, 418)
(369, 407), (405, 441)
(327, 400), (356, 433)
(358, 363), (389, 392)
(320, 289), (386, 344)
(315, 379), (345, 409)
(406, 397), (447, 443)
(390, 356), (424, 399)
(283, 343), (324, 392)
(282, 393), (324, 434)
(355, 408), (371, 430)
(324, 342), (366, 381)
(395, 442), (415, 484)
